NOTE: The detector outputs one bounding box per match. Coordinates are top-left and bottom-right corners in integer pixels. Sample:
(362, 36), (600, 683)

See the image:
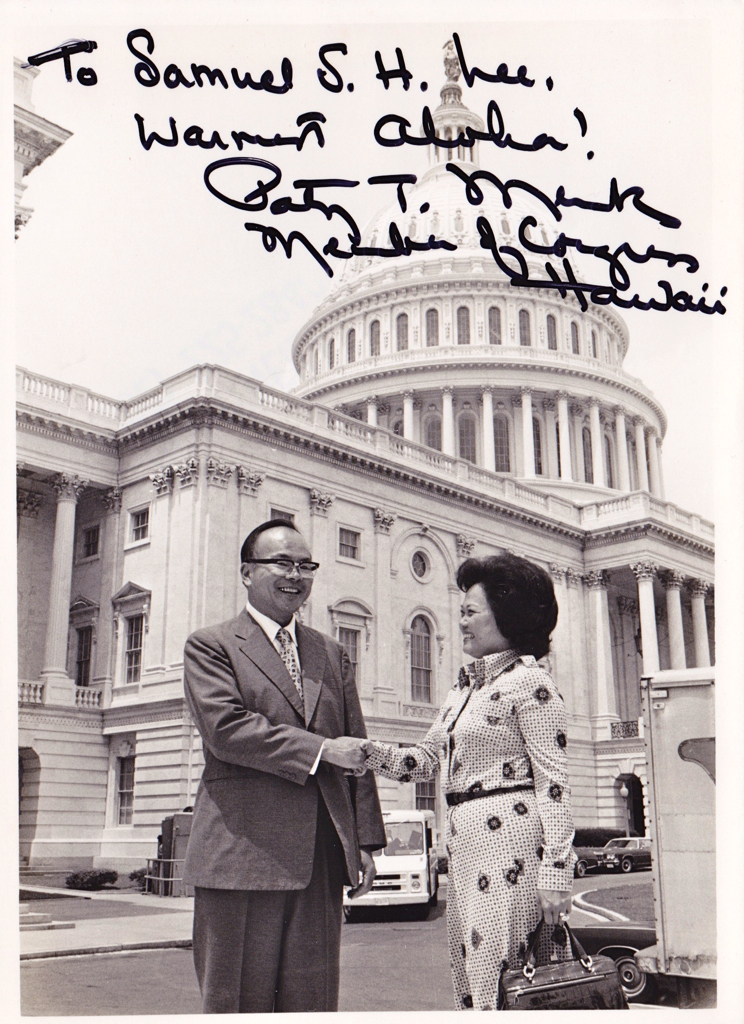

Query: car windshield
(604, 839), (630, 848)
(375, 822), (425, 857)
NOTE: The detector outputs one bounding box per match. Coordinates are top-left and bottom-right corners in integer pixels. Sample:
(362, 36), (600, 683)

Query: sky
(11, 2), (743, 522)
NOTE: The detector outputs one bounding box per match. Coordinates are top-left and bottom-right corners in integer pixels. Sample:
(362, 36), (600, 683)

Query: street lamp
(619, 782), (630, 838)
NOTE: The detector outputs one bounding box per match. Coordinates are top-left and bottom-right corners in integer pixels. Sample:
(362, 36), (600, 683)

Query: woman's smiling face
(459, 583), (511, 659)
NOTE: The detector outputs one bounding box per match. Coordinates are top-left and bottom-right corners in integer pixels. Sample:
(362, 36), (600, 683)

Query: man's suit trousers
(192, 797), (347, 1013)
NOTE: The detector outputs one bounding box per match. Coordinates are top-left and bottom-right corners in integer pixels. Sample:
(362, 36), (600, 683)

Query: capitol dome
(291, 42), (665, 504)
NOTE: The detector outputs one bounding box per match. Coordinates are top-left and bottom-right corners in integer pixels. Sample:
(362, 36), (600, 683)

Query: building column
(584, 570), (618, 735)
(403, 391), (415, 440)
(366, 396), (378, 426)
(520, 387), (535, 478)
(41, 474), (88, 704)
(543, 397), (558, 478)
(634, 418), (650, 492)
(614, 407), (631, 491)
(442, 387), (455, 456)
(647, 429), (663, 498)
(96, 488), (123, 707)
(556, 391), (573, 481)
(631, 561), (660, 674)
(661, 570), (687, 669)
(589, 398), (606, 487)
(689, 580), (711, 667)
(571, 403), (585, 482)
(481, 387), (495, 472)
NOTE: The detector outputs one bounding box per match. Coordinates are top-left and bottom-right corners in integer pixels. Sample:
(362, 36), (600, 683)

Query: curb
(571, 889), (629, 923)
(21, 939), (193, 962)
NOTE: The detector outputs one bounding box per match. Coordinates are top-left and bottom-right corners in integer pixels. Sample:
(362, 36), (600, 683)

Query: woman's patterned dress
(365, 650), (575, 1011)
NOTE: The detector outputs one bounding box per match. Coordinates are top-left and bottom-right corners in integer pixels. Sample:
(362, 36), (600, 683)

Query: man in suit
(183, 519), (386, 1013)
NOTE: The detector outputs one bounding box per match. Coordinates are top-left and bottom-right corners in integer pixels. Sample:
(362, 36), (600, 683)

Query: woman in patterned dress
(363, 553), (575, 1011)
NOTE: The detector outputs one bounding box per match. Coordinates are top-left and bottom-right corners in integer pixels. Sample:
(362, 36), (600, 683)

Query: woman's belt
(446, 783), (534, 807)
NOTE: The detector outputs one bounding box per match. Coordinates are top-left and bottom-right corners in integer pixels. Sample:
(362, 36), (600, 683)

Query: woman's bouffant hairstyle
(456, 553), (558, 660)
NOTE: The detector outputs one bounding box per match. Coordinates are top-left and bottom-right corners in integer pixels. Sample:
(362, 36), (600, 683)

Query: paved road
(21, 872), (653, 1015)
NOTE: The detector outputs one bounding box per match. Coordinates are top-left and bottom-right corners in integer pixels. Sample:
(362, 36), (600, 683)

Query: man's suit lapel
(296, 624), (326, 727)
(235, 610), (305, 719)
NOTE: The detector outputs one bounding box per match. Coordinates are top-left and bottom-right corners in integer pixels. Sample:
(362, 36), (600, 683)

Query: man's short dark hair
(456, 553), (558, 660)
(240, 520), (302, 564)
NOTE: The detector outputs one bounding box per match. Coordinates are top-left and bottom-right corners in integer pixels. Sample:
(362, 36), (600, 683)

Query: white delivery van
(343, 809), (439, 921)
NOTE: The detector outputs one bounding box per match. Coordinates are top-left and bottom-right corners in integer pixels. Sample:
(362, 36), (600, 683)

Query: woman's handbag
(498, 918), (629, 1010)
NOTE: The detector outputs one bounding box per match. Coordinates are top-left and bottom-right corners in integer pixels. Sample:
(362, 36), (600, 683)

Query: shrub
(574, 827), (640, 848)
(129, 867), (148, 890)
(65, 869), (119, 891)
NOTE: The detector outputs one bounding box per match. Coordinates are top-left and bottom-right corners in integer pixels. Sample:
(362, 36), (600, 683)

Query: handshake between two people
(320, 736), (374, 775)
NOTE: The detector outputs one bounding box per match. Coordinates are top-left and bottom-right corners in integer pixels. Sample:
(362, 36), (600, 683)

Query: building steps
(20, 902), (76, 932)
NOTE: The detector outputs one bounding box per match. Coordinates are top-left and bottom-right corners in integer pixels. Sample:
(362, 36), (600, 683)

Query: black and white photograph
(9, 0), (742, 1017)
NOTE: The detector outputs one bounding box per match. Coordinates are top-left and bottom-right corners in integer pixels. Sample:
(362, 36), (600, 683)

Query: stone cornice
(585, 521), (714, 558)
(103, 697), (189, 731)
(19, 705), (103, 729)
(17, 408), (119, 455)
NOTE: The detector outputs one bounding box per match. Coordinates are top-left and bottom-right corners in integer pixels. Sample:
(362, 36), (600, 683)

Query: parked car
(600, 837), (652, 873)
(572, 846), (601, 878)
(570, 923), (661, 1003)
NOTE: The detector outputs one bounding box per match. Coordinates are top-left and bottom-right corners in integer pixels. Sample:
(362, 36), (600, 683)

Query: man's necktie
(276, 627), (303, 701)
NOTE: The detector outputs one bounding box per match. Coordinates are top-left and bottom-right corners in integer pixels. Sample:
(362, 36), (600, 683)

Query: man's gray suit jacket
(182, 609), (386, 890)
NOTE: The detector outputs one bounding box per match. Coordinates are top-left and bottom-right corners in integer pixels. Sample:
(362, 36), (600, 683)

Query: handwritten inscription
(25, 28), (726, 313)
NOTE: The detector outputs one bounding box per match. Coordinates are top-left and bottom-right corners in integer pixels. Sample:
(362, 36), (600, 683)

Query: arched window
(457, 306), (470, 345)
(546, 314), (557, 350)
(571, 322), (580, 354)
(426, 308), (439, 347)
(347, 329), (356, 363)
(458, 417), (477, 463)
(328, 338), (335, 369)
(533, 417), (543, 475)
(604, 435), (614, 488)
(410, 616), (432, 703)
(555, 422), (562, 476)
(519, 309), (531, 346)
(370, 319), (381, 357)
(494, 416), (510, 472)
(582, 427), (594, 483)
(591, 330), (598, 359)
(396, 313), (409, 351)
(488, 306), (502, 345)
(392, 420), (403, 436)
(425, 417), (442, 451)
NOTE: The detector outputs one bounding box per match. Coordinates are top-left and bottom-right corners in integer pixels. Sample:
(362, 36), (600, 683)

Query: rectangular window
(117, 756), (135, 826)
(82, 525), (99, 558)
(338, 627), (360, 682)
(339, 528), (360, 560)
(270, 508), (295, 525)
(131, 508), (149, 542)
(76, 625), (93, 687)
(416, 780), (437, 812)
(125, 615), (144, 683)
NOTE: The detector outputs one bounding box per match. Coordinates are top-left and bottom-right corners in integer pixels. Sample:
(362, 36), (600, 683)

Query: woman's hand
(537, 888), (572, 926)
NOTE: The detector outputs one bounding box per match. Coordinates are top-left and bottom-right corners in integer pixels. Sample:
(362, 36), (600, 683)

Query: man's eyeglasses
(243, 558), (320, 578)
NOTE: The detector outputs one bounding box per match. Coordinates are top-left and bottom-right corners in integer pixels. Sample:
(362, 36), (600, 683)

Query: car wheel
(575, 860), (587, 878)
(620, 857), (634, 873)
(613, 954), (655, 1002)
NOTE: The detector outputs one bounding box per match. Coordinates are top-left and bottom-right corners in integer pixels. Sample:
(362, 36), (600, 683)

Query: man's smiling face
(240, 526), (314, 626)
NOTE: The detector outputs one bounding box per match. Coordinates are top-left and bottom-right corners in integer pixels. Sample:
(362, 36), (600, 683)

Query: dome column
(571, 403), (585, 482)
(589, 398), (606, 488)
(634, 418), (650, 492)
(520, 387), (535, 478)
(660, 571), (687, 670)
(366, 396), (378, 426)
(403, 391), (415, 440)
(441, 387), (455, 457)
(647, 429), (663, 498)
(631, 561), (660, 674)
(689, 580), (711, 667)
(613, 407), (631, 491)
(480, 387), (495, 472)
(556, 391), (574, 481)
